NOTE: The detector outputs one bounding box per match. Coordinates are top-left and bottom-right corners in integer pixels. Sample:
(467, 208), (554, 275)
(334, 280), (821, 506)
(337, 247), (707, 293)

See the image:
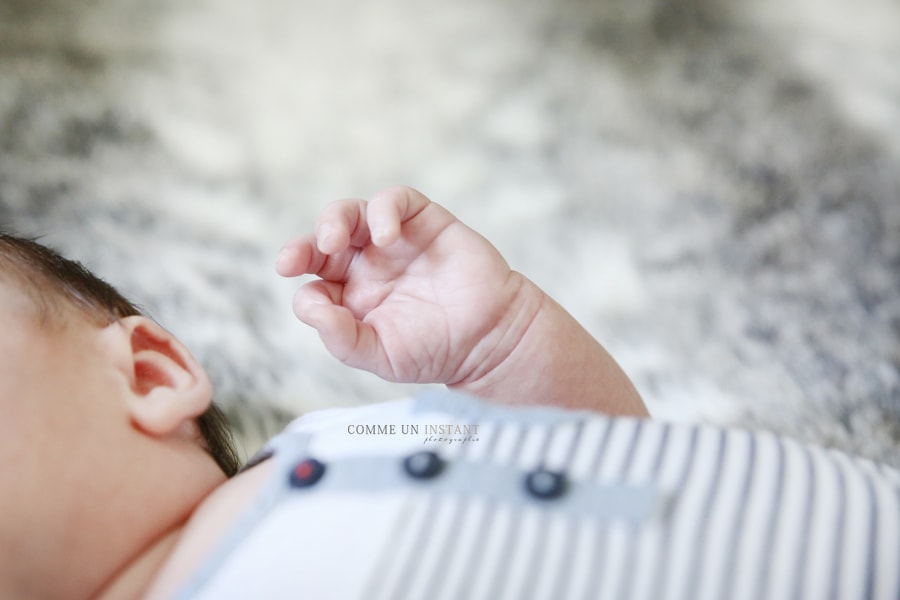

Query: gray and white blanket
(1, 0), (898, 465)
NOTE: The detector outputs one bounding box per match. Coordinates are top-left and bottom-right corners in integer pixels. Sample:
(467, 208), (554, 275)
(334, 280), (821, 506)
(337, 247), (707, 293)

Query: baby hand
(276, 186), (537, 386)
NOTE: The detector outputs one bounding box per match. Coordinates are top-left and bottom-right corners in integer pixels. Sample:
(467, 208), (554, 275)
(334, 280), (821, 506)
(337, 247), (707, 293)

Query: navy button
(290, 458), (326, 488)
(403, 451), (445, 479)
(524, 468), (567, 499)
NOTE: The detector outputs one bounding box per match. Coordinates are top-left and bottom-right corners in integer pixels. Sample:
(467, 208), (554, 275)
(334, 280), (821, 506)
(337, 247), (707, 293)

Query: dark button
(403, 451), (445, 479)
(524, 468), (567, 499)
(290, 458), (326, 488)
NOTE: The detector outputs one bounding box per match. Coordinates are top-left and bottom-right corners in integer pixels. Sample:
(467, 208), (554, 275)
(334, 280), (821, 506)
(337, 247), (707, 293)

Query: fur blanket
(1, 0), (898, 465)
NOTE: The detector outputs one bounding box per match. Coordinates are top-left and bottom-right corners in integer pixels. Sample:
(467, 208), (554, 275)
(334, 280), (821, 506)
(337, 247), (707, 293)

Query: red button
(290, 458), (326, 488)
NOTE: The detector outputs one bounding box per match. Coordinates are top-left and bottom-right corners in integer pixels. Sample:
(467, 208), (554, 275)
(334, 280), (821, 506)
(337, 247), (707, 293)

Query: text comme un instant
(347, 424), (480, 436)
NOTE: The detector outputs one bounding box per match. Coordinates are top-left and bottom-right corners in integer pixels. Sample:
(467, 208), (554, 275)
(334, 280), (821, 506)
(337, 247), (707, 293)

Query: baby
(1, 187), (896, 599)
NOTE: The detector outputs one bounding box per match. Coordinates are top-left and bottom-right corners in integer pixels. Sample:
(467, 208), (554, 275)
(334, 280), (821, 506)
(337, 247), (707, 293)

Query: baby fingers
(315, 186), (431, 252)
(314, 198), (370, 255)
(292, 279), (386, 370)
(366, 186), (433, 247)
(276, 235), (355, 281)
(275, 235), (319, 277)
(291, 279), (344, 324)
(278, 186), (441, 279)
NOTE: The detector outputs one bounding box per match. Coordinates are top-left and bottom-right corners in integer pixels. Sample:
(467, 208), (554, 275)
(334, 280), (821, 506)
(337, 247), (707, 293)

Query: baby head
(0, 233), (239, 597)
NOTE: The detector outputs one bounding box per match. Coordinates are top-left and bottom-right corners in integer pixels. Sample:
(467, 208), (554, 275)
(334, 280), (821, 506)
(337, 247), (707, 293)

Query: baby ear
(118, 316), (213, 437)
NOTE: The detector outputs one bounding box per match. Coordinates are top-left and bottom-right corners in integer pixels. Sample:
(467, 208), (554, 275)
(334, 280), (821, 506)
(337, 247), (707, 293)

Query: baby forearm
(449, 275), (648, 417)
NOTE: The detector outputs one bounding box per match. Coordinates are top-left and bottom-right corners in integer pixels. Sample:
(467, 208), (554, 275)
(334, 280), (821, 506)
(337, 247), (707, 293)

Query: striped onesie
(177, 392), (900, 600)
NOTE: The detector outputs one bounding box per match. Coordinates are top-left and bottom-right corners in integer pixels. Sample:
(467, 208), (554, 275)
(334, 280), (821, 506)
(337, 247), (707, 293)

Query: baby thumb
(301, 303), (361, 364)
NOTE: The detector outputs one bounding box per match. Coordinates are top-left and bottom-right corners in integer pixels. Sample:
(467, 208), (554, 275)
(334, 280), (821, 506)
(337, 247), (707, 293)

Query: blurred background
(1, 0), (898, 464)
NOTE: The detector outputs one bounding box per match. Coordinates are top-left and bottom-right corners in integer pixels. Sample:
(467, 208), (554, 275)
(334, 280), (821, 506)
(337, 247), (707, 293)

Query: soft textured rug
(1, 0), (898, 465)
